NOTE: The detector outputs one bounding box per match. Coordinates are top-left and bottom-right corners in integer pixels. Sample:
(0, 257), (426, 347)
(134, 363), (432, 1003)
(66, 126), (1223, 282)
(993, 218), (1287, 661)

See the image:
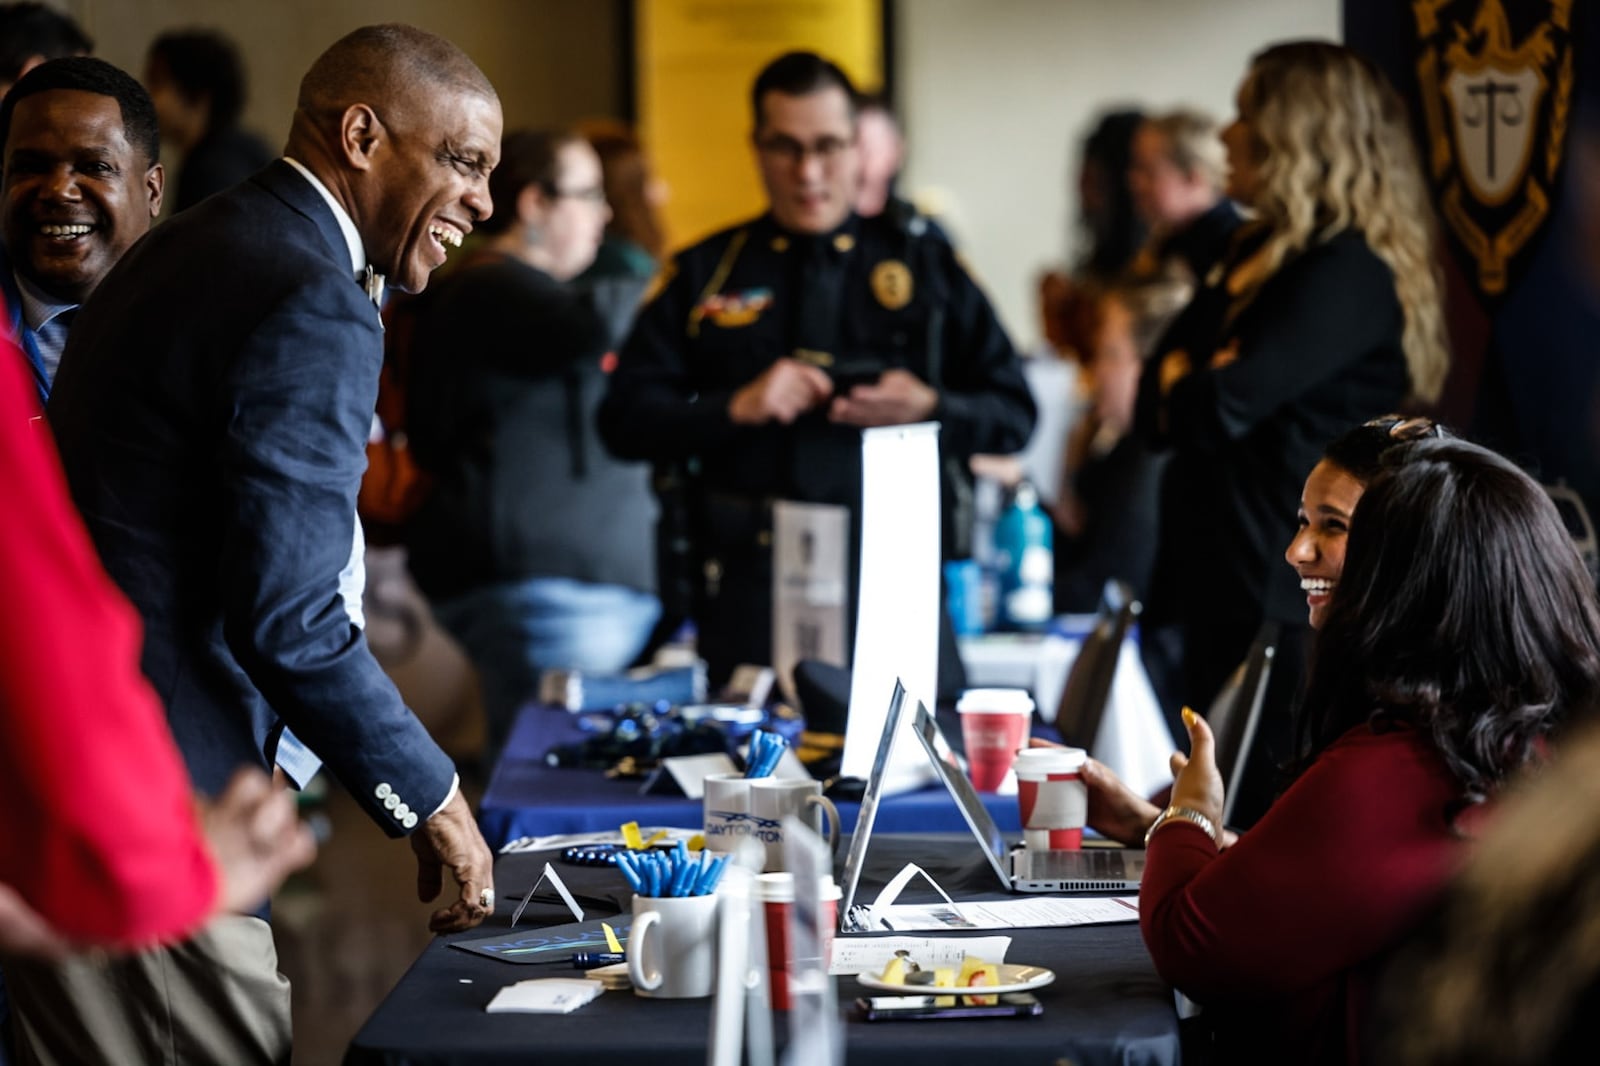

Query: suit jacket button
(376, 783), (392, 800)
(394, 803), (410, 820)
(384, 793), (400, 811)
(402, 812), (418, 830)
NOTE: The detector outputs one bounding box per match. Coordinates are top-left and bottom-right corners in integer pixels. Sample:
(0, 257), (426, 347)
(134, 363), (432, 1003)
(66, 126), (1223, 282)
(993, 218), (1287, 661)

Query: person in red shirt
(1142, 437), (1600, 1063)
(0, 308), (313, 955)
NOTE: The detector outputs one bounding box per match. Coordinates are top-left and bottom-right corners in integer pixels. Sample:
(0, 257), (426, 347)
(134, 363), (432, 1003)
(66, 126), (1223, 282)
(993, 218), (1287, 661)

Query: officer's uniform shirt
(599, 210), (1035, 506)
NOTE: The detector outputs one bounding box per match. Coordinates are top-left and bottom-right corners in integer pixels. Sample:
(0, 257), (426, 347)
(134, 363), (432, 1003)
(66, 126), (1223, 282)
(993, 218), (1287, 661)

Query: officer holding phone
(599, 51), (1035, 690)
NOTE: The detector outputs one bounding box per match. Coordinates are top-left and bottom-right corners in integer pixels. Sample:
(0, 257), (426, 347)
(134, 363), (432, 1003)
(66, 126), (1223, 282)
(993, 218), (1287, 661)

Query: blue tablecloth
(478, 704), (1027, 849)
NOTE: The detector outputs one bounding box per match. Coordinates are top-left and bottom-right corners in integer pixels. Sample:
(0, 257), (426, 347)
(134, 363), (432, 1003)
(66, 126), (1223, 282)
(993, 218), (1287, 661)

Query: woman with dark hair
(1140, 437), (1600, 1064)
(1075, 108), (1149, 283)
(1039, 108), (1148, 361)
(1058, 414), (1446, 843)
(143, 29), (272, 211)
(1284, 415), (1444, 630)
(404, 130), (660, 769)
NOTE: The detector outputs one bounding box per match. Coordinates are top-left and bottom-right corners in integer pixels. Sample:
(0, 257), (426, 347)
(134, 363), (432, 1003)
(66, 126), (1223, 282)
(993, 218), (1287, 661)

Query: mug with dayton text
(748, 777), (840, 873)
(702, 773), (756, 855)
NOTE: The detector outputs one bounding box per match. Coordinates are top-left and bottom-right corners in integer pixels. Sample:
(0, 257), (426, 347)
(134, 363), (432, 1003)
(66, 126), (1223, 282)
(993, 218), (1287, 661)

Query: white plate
(856, 962), (1055, 996)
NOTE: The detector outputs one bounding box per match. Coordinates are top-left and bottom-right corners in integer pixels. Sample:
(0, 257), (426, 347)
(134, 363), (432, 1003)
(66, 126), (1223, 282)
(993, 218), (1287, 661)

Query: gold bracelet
(1144, 805), (1221, 848)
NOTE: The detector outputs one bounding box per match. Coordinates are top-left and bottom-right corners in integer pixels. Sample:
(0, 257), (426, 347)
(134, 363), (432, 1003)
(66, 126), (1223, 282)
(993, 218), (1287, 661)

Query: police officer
(599, 51), (1034, 691)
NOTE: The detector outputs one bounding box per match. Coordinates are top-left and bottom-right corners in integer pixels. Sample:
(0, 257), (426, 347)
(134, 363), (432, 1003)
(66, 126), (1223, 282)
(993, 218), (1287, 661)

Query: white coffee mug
(627, 892), (720, 998)
(702, 772), (754, 855)
(748, 778), (840, 873)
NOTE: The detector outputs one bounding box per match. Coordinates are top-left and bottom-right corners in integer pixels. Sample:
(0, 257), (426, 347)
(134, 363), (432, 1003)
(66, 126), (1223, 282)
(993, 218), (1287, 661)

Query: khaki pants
(5, 914), (291, 1066)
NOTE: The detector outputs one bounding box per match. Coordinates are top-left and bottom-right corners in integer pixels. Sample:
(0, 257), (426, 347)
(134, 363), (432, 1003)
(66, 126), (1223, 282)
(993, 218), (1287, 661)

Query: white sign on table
(842, 422), (941, 795)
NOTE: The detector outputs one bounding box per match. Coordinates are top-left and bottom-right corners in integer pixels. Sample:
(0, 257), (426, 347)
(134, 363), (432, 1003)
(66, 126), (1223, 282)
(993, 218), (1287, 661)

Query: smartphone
(829, 364), (884, 394)
(855, 991), (1042, 1022)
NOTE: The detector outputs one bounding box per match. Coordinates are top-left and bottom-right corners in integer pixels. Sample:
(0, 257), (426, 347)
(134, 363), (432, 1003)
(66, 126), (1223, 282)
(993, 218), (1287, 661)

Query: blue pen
(699, 854), (728, 895)
(694, 848), (711, 891)
(690, 855), (714, 896)
(571, 952), (626, 969)
(615, 852), (642, 894)
(746, 731), (771, 778)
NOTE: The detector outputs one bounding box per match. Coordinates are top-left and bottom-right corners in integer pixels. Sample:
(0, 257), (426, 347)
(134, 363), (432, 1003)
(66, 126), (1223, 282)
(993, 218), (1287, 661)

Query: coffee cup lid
(956, 688), (1035, 714)
(755, 872), (841, 903)
(1012, 746), (1085, 775)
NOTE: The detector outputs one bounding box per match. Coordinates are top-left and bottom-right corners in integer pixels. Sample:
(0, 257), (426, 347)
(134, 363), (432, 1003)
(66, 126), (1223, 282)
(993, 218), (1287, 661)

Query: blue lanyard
(8, 296), (49, 408)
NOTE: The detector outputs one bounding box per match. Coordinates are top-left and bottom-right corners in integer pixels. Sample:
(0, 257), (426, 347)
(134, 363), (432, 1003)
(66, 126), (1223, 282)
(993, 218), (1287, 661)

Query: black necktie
(785, 236), (853, 501)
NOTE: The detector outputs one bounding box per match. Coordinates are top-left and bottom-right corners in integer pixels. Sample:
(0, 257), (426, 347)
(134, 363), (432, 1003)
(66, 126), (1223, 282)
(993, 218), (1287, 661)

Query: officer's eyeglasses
(756, 134), (853, 167)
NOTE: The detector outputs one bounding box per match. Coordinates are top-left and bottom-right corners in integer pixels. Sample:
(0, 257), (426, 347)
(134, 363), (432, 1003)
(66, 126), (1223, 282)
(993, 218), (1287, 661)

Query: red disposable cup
(1014, 747), (1088, 850)
(758, 873), (840, 1010)
(956, 689), (1034, 792)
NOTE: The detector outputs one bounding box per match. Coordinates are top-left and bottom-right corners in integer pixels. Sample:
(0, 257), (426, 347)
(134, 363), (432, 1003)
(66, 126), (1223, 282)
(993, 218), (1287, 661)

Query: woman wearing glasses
(404, 130), (661, 770)
(1136, 41), (1450, 827)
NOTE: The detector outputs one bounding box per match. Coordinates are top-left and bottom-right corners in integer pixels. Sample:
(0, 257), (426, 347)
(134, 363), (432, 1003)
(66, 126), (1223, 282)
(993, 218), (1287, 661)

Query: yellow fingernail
(1182, 706), (1197, 727)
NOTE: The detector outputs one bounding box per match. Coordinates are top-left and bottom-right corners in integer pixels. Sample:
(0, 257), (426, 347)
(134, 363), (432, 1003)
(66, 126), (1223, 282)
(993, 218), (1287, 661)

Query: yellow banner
(637, 0), (884, 252)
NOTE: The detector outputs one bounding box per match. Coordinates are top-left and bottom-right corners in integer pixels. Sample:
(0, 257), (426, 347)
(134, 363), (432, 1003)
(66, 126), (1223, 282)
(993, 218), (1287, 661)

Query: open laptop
(837, 678), (912, 932)
(911, 702), (1144, 893)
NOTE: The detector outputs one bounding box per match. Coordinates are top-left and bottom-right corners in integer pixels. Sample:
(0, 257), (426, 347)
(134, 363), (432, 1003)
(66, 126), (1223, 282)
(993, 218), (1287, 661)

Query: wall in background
(71, 0), (625, 151)
(894, 0), (1340, 348)
(59, 0), (1341, 346)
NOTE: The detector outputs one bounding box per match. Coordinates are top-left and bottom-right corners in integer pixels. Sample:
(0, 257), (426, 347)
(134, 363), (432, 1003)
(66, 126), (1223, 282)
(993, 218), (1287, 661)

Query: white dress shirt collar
(282, 156), (372, 282)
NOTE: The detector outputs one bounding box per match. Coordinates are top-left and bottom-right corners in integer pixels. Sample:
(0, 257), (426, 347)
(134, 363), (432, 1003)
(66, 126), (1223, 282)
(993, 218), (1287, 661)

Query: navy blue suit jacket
(49, 161), (455, 837)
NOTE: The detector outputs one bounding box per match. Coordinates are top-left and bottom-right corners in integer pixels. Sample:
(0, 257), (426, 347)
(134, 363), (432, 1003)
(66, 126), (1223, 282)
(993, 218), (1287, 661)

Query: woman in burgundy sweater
(1141, 438), (1600, 1063)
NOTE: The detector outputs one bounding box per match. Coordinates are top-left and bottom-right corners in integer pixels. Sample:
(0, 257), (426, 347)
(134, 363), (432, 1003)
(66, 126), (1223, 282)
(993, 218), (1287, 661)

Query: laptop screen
(836, 678), (910, 930)
(910, 702), (1014, 886)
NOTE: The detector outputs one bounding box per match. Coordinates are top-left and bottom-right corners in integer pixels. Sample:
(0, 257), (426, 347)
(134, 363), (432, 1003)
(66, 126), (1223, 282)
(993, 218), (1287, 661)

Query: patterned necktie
(36, 306), (77, 386)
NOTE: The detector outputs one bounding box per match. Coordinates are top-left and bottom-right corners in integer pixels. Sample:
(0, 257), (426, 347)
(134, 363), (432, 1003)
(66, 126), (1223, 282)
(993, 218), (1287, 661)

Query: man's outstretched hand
(411, 789), (495, 933)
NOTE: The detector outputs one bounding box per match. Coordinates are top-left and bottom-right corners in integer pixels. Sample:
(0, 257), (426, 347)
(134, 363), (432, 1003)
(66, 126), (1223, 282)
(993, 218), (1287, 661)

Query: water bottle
(993, 480), (1053, 631)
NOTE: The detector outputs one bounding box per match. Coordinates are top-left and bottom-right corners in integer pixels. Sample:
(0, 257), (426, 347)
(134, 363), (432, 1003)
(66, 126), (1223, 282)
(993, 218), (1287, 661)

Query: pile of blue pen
(615, 840), (727, 898)
(744, 729), (788, 778)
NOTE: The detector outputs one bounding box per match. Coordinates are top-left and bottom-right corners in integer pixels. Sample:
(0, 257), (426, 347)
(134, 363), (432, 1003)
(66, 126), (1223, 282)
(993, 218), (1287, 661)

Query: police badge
(870, 259), (913, 310)
(1413, 0), (1575, 297)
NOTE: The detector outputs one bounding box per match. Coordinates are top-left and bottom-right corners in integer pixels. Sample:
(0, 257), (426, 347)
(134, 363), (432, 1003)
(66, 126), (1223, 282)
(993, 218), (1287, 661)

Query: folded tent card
(485, 978), (604, 1014)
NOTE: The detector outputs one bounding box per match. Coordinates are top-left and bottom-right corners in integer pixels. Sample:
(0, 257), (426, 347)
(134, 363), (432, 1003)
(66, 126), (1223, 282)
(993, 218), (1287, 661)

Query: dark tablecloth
(345, 834), (1179, 1066)
(478, 705), (1034, 849)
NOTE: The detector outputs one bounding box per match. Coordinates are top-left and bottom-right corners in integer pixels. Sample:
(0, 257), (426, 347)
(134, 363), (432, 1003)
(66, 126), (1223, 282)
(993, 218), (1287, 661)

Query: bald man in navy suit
(26, 25), (501, 1064)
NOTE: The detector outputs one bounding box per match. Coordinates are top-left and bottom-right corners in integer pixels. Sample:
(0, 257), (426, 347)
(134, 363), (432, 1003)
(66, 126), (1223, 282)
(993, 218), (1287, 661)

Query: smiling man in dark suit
(22, 24), (501, 1064)
(0, 57), (163, 408)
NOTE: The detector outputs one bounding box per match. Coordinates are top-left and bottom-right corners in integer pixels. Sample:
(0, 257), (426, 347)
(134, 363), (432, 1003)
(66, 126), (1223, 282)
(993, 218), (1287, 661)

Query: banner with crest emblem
(1414, 0), (1576, 299)
(1349, 0), (1600, 542)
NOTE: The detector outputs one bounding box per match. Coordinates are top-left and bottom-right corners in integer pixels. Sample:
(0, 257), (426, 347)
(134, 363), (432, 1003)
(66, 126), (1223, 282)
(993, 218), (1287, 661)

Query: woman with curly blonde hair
(1229, 41), (1449, 402)
(1136, 40), (1451, 828)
